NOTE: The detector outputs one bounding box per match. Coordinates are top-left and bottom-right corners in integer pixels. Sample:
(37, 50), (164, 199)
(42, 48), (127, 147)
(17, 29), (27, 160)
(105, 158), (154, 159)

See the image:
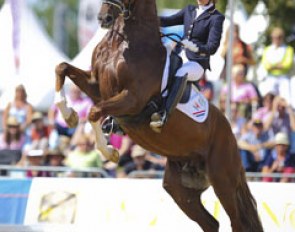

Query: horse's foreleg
(55, 62), (100, 101)
(55, 62), (101, 128)
(90, 120), (119, 163)
(87, 90), (137, 163)
(89, 89), (138, 118)
(54, 89), (79, 128)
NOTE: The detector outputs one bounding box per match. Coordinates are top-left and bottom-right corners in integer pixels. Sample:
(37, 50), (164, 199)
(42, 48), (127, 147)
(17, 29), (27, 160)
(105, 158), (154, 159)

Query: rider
(150, 0), (225, 132)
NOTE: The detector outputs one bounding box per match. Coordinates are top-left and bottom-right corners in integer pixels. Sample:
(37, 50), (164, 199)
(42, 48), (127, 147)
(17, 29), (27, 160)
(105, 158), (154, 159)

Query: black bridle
(102, 0), (133, 20)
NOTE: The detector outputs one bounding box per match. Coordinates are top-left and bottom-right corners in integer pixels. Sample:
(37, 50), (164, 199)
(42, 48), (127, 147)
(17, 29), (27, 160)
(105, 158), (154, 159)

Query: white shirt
(195, 3), (214, 19)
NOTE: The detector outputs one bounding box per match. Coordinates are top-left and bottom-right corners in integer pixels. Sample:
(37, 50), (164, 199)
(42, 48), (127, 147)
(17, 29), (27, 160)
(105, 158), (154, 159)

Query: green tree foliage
(261, 0), (295, 35)
(156, 0), (227, 13)
(31, 0), (79, 58)
(2, 0), (294, 56)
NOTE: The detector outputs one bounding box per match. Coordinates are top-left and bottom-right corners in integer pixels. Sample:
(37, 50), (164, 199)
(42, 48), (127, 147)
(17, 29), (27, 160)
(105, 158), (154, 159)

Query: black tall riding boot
(150, 74), (187, 133)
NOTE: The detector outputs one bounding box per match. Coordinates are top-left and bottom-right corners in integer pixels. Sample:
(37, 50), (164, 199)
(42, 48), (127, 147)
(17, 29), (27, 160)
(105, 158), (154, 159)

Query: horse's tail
(236, 169), (264, 232)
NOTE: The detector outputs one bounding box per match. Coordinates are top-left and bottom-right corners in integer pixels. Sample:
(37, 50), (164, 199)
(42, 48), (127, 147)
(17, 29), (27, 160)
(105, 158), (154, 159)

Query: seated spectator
(118, 145), (164, 178)
(0, 117), (26, 151)
(230, 103), (247, 140)
(262, 132), (295, 182)
(48, 84), (92, 138)
(145, 152), (166, 171)
(264, 96), (295, 139)
(2, 85), (33, 133)
(28, 112), (51, 151)
(221, 64), (258, 118)
(238, 119), (275, 172)
(25, 149), (49, 178)
(45, 148), (66, 177)
(252, 92), (275, 123)
(197, 72), (214, 102)
(65, 134), (103, 177)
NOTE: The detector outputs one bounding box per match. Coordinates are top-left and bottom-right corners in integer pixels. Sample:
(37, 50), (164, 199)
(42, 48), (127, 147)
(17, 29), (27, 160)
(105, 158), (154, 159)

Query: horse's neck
(124, 1), (163, 52)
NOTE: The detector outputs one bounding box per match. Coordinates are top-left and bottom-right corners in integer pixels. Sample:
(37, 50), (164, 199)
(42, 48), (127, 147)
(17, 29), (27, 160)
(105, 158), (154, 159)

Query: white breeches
(175, 61), (204, 81)
(259, 75), (291, 104)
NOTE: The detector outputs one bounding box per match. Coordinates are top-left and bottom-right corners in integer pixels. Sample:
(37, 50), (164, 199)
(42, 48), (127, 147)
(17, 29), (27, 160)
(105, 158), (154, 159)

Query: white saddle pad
(161, 46), (209, 123)
(176, 86), (209, 123)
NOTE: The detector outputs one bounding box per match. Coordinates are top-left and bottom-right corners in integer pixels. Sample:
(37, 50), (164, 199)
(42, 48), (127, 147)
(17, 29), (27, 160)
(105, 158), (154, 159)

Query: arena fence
(0, 165), (109, 178)
(0, 165), (295, 182)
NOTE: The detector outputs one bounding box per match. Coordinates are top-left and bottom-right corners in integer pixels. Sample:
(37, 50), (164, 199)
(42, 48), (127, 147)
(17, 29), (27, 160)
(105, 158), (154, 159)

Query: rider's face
(197, 0), (211, 6)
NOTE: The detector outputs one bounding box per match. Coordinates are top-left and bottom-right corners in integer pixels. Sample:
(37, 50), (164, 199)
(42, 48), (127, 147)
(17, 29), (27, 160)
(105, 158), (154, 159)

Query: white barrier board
(25, 178), (295, 232)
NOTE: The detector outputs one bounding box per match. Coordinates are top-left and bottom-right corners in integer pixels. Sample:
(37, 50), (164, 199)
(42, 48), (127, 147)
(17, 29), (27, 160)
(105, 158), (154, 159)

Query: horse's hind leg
(163, 159), (219, 232)
(208, 144), (263, 231)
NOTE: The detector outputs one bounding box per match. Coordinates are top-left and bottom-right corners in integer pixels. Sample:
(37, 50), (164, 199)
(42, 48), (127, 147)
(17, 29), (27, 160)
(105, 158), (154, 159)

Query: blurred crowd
(0, 25), (295, 182)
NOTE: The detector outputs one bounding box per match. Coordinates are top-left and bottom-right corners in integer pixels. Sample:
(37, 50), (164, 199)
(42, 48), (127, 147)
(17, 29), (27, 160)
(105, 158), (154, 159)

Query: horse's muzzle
(98, 14), (114, 29)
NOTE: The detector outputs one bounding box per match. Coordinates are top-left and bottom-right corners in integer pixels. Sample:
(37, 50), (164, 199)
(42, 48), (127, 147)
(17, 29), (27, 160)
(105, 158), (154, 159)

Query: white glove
(181, 39), (199, 52)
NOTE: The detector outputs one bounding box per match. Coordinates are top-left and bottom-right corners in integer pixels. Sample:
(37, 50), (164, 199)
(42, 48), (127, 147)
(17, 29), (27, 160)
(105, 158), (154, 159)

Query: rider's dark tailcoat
(160, 4), (225, 70)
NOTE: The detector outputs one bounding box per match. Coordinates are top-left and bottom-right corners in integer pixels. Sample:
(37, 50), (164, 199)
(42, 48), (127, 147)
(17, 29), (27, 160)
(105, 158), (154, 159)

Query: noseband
(102, 0), (132, 20)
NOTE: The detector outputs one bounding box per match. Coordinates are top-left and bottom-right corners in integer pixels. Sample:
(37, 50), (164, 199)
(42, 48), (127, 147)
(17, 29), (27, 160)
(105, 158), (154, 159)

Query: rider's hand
(181, 39), (199, 52)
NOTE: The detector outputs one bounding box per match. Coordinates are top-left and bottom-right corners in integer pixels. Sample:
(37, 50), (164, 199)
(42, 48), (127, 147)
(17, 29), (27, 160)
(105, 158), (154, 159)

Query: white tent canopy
(71, 26), (108, 70)
(0, 1), (16, 94)
(0, 0), (69, 111)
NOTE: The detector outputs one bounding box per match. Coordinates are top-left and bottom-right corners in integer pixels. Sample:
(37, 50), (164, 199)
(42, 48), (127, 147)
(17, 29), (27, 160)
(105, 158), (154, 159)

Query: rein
(161, 32), (184, 46)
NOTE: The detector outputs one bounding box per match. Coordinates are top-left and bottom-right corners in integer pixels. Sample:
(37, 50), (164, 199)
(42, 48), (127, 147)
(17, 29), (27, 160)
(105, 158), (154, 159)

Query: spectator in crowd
(2, 84), (33, 132)
(230, 102), (247, 140)
(45, 148), (66, 177)
(0, 117), (26, 151)
(69, 121), (117, 177)
(0, 117), (25, 174)
(220, 24), (256, 80)
(221, 64), (258, 118)
(145, 152), (166, 171)
(48, 84), (92, 138)
(45, 148), (65, 167)
(237, 119), (275, 172)
(64, 134), (103, 177)
(264, 96), (295, 137)
(259, 27), (294, 105)
(27, 112), (51, 151)
(252, 92), (275, 123)
(25, 149), (49, 178)
(197, 72), (214, 102)
(262, 132), (295, 182)
(118, 145), (164, 178)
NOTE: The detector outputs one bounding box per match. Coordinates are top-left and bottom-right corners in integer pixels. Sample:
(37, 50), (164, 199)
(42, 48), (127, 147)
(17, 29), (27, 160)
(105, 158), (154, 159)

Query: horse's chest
(95, 51), (125, 98)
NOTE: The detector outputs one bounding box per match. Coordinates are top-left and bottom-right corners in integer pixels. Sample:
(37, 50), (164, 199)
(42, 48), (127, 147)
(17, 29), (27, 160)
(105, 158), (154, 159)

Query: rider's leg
(150, 61), (204, 133)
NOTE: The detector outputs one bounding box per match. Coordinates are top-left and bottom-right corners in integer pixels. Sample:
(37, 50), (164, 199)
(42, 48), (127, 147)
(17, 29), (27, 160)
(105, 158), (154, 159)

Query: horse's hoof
(107, 145), (120, 163)
(65, 109), (79, 128)
(149, 121), (163, 133)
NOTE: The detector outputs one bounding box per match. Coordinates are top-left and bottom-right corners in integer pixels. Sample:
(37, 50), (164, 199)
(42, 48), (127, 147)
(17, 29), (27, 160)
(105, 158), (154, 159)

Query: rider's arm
(197, 14), (225, 55)
(159, 7), (186, 27)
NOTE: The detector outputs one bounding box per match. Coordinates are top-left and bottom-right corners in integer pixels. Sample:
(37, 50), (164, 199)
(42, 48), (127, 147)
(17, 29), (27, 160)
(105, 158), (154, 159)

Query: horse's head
(98, 0), (135, 28)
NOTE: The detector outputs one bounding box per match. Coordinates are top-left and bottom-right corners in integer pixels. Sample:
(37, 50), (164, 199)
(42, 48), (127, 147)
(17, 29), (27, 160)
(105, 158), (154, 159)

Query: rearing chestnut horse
(54, 0), (263, 231)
